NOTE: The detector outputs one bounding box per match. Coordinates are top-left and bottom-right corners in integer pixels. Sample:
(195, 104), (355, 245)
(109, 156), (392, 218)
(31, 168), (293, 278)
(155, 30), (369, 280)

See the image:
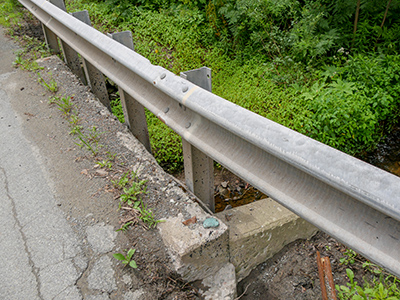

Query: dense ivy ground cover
(13, 0), (400, 172)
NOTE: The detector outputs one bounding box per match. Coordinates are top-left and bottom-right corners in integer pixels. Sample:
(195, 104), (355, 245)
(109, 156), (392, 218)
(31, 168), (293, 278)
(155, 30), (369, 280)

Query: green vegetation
(111, 171), (131, 189)
(49, 95), (73, 114)
(64, 0), (400, 173)
(74, 126), (103, 156)
(0, 0), (23, 27)
(38, 73), (58, 93)
(336, 249), (400, 299)
(120, 178), (148, 206)
(337, 266), (400, 300)
(116, 221), (133, 232)
(114, 171), (164, 228)
(113, 248), (138, 269)
(96, 153), (116, 169)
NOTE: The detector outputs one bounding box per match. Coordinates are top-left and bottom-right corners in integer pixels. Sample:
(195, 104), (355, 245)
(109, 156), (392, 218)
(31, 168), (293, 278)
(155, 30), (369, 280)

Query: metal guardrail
(19, 0), (400, 277)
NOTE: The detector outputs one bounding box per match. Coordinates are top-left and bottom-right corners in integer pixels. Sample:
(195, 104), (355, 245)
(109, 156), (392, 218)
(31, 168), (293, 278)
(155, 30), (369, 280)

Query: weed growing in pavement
(113, 248), (137, 269)
(116, 221), (133, 232)
(74, 126), (103, 156)
(68, 113), (80, 126)
(13, 50), (43, 71)
(96, 152), (118, 169)
(49, 95), (74, 115)
(112, 171), (131, 189)
(96, 159), (113, 170)
(69, 125), (83, 135)
(137, 199), (164, 228)
(120, 179), (148, 206)
(115, 171), (164, 228)
(38, 73), (58, 93)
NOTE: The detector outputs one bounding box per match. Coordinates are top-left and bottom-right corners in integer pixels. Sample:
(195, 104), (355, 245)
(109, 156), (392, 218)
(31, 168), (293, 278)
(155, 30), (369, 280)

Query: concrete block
(158, 203), (229, 282)
(200, 263), (237, 300)
(216, 198), (318, 282)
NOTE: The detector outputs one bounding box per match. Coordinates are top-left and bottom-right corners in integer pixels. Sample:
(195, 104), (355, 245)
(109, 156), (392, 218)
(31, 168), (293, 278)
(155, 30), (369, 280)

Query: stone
(158, 209), (229, 282)
(203, 217), (219, 228)
(182, 216), (197, 226)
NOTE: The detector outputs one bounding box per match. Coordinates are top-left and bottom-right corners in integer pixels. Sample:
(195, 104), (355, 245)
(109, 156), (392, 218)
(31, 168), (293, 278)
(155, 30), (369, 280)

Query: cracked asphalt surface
(0, 22), (203, 299)
(0, 27), (133, 300)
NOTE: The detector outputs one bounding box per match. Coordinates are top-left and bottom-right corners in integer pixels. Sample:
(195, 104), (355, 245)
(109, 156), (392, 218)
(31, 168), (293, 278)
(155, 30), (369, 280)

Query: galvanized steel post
(41, 24), (60, 54)
(50, 0), (86, 84)
(181, 67), (214, 212)
(72, 10), (110, 110)
(110, 31), (151, 153)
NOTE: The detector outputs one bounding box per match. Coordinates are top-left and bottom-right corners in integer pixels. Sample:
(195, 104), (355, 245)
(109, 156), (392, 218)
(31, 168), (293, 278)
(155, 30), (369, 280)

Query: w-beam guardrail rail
(19, 0), (400, 278)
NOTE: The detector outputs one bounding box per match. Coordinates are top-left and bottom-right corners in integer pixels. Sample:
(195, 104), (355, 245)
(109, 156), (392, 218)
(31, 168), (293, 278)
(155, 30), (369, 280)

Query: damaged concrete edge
(118, 129), (317, 292)
(117, 131), (230, 278)
(216, 198), (318, 282)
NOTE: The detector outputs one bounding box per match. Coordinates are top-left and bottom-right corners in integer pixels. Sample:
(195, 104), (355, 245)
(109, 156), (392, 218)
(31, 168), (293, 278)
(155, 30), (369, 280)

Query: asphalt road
(0, 28), (138, 300)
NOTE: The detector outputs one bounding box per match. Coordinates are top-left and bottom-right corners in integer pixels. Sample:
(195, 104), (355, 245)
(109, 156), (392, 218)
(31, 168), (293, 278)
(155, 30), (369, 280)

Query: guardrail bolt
(182, 86), (188, 93)
(185, 122), (191, 129)
(160, 73), (166, 79)
(164, 107), (169, 113)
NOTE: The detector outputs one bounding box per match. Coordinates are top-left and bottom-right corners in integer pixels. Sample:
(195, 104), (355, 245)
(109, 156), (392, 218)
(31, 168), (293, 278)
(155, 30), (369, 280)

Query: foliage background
(63, 0), (400, 172)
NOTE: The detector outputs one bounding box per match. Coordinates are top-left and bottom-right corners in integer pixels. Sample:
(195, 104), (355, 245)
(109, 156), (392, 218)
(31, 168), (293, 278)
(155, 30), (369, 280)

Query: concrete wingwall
(158, 195), (317, 284)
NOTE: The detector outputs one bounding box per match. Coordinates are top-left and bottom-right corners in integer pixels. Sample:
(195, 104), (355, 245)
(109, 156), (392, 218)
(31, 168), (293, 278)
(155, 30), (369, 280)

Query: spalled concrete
(200, 263), (237, 300)
(158, 203), (229, 282)
(216, 198), (318, 282)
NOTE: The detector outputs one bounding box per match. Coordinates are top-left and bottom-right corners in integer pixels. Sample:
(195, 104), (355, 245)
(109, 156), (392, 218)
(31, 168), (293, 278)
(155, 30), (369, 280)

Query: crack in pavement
(0, 165), (44, 300)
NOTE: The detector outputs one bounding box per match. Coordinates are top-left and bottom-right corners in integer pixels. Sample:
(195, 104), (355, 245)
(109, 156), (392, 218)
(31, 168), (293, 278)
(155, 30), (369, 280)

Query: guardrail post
(180, 67), (214, 212)
(41, 25), (60, 54)
(110, 31), (151, 153)
(49, 0), (86, 85)
(72, 10), (110, 110)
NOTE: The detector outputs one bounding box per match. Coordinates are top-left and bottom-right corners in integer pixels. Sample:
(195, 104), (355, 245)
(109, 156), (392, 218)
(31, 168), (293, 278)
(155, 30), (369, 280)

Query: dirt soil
(5, 8), (387, 299)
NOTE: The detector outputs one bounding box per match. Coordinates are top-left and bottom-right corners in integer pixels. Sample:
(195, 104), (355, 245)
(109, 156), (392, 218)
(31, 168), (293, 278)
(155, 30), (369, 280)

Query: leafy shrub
(298, 54), (400, 154)
(64, 0), (400, 174)
(146, 112), (183, 174)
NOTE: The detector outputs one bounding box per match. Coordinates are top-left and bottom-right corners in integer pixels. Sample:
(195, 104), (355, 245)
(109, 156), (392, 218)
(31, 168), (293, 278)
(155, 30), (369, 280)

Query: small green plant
(137, 199), (164, 228)
(116, 171), (164, 228)
(120, 179), (148, 206)
(74, 126), (103, 156)
(49, 95), (73, 115)
(13, 51), (43, 71)
(69, 125), (83, 135)
(113, 248), (137, 269)
(336, 268), (400, 300)
(69, 113), (80, 126)
(96, 159), (113, 169)
(112, 171), (131, 189)
(336, 249), (400, 299)
(340, 249), (357, 266)
(116, 221), (133, 232)
(38, 73), (58, 93)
